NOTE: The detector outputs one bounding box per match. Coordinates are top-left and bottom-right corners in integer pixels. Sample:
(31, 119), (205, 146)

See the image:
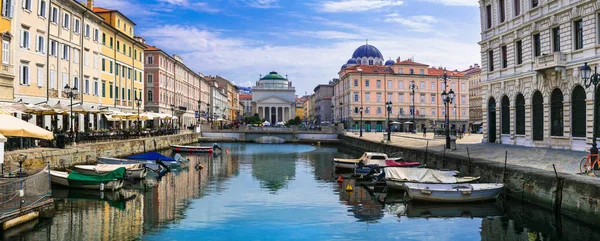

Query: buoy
(337, 174), (343, 182)
(345, 183), (353, 192)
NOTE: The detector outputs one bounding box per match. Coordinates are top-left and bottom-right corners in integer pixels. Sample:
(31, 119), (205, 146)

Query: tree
(244, 113), (262, 125)
(285, 116), (302, 127)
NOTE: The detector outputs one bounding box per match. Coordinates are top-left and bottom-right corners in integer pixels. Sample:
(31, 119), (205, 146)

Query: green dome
(260, 71), (286, 80)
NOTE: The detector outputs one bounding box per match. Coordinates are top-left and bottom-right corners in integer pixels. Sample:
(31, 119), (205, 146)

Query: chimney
(87, 0), (94, 9)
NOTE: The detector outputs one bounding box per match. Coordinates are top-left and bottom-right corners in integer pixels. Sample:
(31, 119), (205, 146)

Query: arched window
(501, 95), (510, 134)
(551, 88), (564, 136)
(488, 97), (497, 143)
(572, 86), (586, 137)
(147, 90), (153, 102)
(532, 91), (544, 140)
(515, 94), (525, 135)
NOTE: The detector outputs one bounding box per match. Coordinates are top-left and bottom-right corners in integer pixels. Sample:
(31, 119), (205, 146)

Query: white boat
(334, 152), (408, 169)
(384, 167), (480, 190)
(46, 169), (124, 191)
(73, 164), (147, 179)
(404, 183), (504, 203)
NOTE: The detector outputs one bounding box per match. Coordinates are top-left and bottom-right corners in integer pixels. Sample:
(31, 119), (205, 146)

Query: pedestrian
(423, 126), (427, 138)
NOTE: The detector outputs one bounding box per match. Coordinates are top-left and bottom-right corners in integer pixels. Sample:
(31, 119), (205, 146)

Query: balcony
(534, 52), (567, 72)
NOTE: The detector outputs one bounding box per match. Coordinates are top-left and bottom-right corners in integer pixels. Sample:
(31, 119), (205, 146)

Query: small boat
(404, 183), (504, 203)
(334, 152), (413, 169)
(125, 152), (183, 168)
(384, 167), (480, 190)
(170, 143), (222, 153)
(46, 168), (125, 191)
(73, 164), (147, 179)
(97, 157), (161, 171)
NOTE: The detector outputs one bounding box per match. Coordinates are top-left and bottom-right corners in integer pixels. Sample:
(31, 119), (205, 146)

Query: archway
(532, 91), (544, 140)
(515, 94), (525, 135)
(488, 97), (496, 143)
(550, 88), (564, 136)
(572, 86), (586, 137)
(501, 95), (510, 134)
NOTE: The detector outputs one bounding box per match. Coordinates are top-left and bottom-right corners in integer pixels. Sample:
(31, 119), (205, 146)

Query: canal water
(5, 143), (600, 241)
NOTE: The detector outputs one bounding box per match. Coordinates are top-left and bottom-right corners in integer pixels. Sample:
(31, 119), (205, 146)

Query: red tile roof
(394, 59), (428, 66)
(427, 68), (464, 77)
(239, 94), (252, 100)
(92, 7), (113, 13)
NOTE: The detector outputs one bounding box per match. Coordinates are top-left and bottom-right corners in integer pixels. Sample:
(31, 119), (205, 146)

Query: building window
(488, 50), (494, 71)
(147, 56), (153, 64)
(2, 0), (14, 18)
(365, 80), (370, 87)
(552, 27), (560, 52)
(486, 5), (492, 29)
(49, 70), (55, 89)
(376, 93), (382, 103)
(62, 45), (69, 60)
(84, 78), (89, 94)
(109, 37), (113, 48)
(515, 93), (525, 135)
(420, 81), (425, 89)
(431, 82), (435, 90)
(515, 40), (522, 64)
(498, 0), (505, 23)
(461, 83), (465, 90)
(73, 49), (78, 63)
(353, 92), (359, 102)
(94, 79), (98, 96)
(410, 69), (414, 74)
(420, 69), (424, 75)
(387, 93), (392, 102)
(73, 76), (79, 89)
(376, 107), (382, 114)
(387, 80), (392, 88)
(84, 24), (90, 38)
(514, 0), (520, 16)
(50, 7), (58, 23)
(102, 81), (106, 97)
(22, 0), (31, 11)
(574, 20), (583, 50)
(431, 94), (435, 104)
(420, 94), (425, 104)
(398, 81), (403, 89)
(20, 29), (29, 49)
(572, 86), (586, 137)
(63, 13), (69, 29)
(501, 95), (510, 134)
(84, 50), (89, 66)
(398, 68), (403, 74)
(533, 33), (541, 57)
(376, 80), (381, 88)
(36, 66), (42, 87)
(501, 45), (507, 68)
(365, 92), (370, 102)
(94, 29), (99, 42)
(38, 0), (46, 18)
(20, 64), (29, 85)
(116, 41), (120, 52)
(532, 0), (538, 8)
(399, 93), (404, 103)
(365, 107), (370, 114)
(148, 90), (153, 102)
(432, 109), (436, 116)
(550, 89), (563, 136)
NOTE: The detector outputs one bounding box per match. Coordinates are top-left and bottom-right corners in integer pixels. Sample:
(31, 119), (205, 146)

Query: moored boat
(384, 167), (480, 190)
(170, 143), (222, 153)
(97, 157), (161, 171)
(46, 168), (125, 191)
(404, 183), (504, 203)
(334, 152), (416, 169)
(74, 164), (147, 179)
(125, 152), (182, 168)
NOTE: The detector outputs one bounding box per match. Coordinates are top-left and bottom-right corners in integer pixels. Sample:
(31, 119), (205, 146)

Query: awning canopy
(472, 121), (483, 125)
(0, 113), (54, 140)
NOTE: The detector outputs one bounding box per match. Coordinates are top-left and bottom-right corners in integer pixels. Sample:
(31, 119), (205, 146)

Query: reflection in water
(8, 143), (600, 241)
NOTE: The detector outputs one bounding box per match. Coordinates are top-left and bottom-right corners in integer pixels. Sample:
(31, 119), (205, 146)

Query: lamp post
(359, 107), (363, 137)
(63, 84), (79, 144)
(441, 69), (455, 149)
(339, 102), (343, 126)
(170, 104), (175, 130)
(386, 101), (392, 141)
(410, 80), (416, 133)
(135, 98), (141, 132)
(207, 103), (211, 125)
(580, 62), (600, 162)
(331, 105), (334, 123)
(197, 100), (201, 124)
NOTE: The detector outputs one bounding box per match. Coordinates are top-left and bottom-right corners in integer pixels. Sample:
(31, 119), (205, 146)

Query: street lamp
(63, 84), (79, 144)
(135, 98), (141, 132)
(197, 100), (202, 124)
(580, 62), (600, 161)
(207, 103), (211, 125)
(339, 102), (343, 126)
(386, 101), (392, 141)
(441, 87), (455, 149)
(410, 80), (417, 133)
(331, 105), (335, 123)
(170, 104), (175, 130)
(359, 107), (363, 137)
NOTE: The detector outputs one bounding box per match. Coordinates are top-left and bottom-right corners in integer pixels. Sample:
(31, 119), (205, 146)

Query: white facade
(251, 71), (295, 124)
(479, 0), (600, 151)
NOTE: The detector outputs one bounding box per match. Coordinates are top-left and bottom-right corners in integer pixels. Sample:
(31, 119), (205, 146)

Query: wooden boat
(404, 183), (504, 203)
(384, 167), (479, 190)
(170, 143), (221, 153)
(97, 157), (161, 171)
(45, 168), (125, 191)
(74, 164), (147, 179)
(334, 152), (411, 169)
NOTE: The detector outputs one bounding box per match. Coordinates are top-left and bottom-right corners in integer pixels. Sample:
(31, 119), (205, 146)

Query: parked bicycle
(579, 153), (600, 176)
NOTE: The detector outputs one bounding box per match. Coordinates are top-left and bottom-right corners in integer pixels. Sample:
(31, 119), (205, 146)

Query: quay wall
(200, 132), (339, 143)
(340, 135), (600, 226)
(5, 133), (200, 173)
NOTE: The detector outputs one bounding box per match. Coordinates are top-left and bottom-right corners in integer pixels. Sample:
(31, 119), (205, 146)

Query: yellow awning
(0, 114), (54, 140)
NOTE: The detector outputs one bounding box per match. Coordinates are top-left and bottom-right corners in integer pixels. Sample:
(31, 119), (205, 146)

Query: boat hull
(405, 183), (504, 203)
(47, 170), (124, 191)
(170, 145), (213, 153)
(73, 165), (147, 179)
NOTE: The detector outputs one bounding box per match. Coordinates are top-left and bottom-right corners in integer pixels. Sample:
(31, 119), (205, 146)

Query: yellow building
(0, 0), (13, 102)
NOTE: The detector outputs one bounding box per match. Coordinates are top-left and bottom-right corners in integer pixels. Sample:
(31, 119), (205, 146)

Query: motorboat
(46, 168), (125, 191)
(125, 151), (184, 168)
(334, 152), (418, 169)
(97, 157), (161, 171)
(404, 183), (504, 203)
(384, 167), (480, 190)
(73, 164), (147, 179)
(170, 143), (222, 153)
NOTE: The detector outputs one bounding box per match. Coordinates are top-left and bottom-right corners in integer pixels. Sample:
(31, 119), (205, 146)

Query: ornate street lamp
(581, 62), (600, 162)
(135, 98), (141, 132)
(441, 88), (455, 149)
(359, 106), (363, 137)
(64, 84), (79, 144)
(386, 101), (392, 141)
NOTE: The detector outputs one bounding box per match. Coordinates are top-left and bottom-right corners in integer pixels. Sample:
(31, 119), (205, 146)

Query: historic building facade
(479, 0), (600, 150)
(313, 84), (333, 125)
(0, 0), (14, 102)
(251, 71), (295, 124)
(464, 64), (482, 132)
(210, 75), (239, 121)
(334, 44), (469, 132)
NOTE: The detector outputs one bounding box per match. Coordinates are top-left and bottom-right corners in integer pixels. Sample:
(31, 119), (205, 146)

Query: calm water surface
(6, 143), (600, 241)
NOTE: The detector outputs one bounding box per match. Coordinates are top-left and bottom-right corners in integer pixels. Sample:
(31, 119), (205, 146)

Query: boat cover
(125, 152), (176, 162)
(95, 164), (143, 171)
(67, 167), (126, 186)
(384, 168), (462, 183)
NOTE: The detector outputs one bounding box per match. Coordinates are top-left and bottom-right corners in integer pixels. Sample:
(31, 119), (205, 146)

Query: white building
(251, 71), (295, 124)
(209, 81), (228, 122)
(479, 0), (600, 151)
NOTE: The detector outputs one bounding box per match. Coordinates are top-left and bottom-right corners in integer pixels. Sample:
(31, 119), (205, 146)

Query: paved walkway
(347, 131), (590, 175)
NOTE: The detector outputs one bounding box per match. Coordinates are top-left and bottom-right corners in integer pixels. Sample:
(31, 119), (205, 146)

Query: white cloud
(319, 0), (404, 13)
(290, 31), (364, 40)
(418, 0), (479, 7)
(141, 25), (479, 94)
(384, 14), (438, 32)
(240, 0), (280, 8)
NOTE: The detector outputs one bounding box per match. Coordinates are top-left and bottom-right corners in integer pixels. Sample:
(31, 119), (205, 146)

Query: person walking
(423, 126), (427, 138)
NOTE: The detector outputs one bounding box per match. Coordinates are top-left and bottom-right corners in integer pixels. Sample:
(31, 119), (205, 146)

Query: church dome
(352, 44), (383, 59)
(385, 59), (395, 66)
(260, 71), (286, 80)
(341, 64), (347, 70)
(347, 59), (358, 65)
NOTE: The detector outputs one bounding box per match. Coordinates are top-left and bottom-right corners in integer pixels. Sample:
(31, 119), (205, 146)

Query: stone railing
(534, 52), (567, 71)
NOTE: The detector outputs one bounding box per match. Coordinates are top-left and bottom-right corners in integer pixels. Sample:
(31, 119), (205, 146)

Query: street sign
(195, 111), (199, 118)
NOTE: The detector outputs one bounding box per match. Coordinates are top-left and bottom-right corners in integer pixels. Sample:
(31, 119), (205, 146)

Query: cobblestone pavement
(347, 131), (590, 175)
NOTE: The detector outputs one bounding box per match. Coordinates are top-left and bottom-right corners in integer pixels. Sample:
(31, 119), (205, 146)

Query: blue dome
(352, 44), (383, 59)
(341, 64), (347, 69)
(385, 59), (395, 66)
(347, 59), (358, 64)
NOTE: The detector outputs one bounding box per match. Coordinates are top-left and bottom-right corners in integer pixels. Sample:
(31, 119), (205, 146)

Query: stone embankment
(341, 135), (600, 226)
(4, 133), (200, 173)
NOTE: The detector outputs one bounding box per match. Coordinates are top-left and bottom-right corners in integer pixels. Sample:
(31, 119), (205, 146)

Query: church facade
(251, 72), (296, 124)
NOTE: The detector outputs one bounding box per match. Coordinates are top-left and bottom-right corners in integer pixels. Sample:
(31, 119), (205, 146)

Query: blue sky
(100, 0), (481, 95)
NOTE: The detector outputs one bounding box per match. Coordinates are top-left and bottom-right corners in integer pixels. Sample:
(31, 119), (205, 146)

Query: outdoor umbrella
(0, 113), (54, 140)
(390, 121), (401, 125)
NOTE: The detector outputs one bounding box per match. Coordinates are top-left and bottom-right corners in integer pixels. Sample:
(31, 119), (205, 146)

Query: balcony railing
(534, 52), (567, 72)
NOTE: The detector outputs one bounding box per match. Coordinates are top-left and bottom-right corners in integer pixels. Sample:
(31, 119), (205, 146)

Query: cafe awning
(0, 113), (54, 140)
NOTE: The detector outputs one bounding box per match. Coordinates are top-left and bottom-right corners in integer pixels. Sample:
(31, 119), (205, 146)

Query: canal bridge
(200, 126), (342, 143)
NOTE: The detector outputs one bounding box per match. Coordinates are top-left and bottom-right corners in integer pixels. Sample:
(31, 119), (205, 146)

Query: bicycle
(579, 153), (600, 176)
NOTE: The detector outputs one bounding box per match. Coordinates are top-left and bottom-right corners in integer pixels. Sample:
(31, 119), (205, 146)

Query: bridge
(199, 126), (342, 143)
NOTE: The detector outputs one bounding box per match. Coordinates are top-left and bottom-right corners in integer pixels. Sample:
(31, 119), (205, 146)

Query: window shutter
(50, 70), (55, 89)
(37, 66), (43, 87)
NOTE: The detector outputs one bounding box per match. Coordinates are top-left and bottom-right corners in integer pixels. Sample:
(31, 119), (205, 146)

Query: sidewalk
(347, 132), (588, 175)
